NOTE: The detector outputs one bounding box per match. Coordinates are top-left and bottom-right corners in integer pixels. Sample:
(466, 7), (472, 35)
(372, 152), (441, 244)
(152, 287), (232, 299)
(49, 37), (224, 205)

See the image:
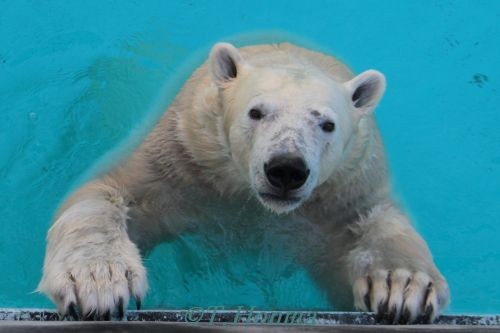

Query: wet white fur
(38, 42), (449, 321)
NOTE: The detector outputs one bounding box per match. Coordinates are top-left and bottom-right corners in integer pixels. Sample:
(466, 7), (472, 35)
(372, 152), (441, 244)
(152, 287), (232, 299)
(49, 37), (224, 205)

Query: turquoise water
(0, 1), (499, 314)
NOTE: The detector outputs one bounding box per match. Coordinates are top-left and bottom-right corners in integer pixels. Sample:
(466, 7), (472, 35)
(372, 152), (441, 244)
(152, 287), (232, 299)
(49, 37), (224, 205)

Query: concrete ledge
(1, 309), (500, 332)
(1, 322), (500, 333)
(1, 309), (500, 325)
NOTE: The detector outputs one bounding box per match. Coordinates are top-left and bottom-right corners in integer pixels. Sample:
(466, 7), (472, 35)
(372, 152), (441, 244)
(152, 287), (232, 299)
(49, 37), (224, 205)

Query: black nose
(264, 155), (310, 191)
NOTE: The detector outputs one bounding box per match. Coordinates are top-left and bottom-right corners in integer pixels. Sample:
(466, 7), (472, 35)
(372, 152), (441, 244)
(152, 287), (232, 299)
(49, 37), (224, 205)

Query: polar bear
(38, 42), (449, 323)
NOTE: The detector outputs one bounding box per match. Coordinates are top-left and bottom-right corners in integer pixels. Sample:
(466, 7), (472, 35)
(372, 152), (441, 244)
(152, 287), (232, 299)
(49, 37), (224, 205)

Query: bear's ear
(344, 70), (386, 114)
(209, 42), (245, 87)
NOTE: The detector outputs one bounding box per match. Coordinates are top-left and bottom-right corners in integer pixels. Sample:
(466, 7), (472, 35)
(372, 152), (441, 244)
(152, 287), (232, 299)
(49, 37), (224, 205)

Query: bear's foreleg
(37, 179), (148, 319)
(343, 203), (449, 324)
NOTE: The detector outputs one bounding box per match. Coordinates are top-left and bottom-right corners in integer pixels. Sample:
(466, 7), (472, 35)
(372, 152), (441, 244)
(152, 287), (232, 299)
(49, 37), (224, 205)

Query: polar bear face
(210, 43), (385, 214)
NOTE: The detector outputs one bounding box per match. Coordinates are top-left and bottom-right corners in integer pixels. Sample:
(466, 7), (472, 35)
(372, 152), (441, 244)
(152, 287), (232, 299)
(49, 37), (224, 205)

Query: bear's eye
(248, 108), (264, 120)
(321, 121), (335, 133)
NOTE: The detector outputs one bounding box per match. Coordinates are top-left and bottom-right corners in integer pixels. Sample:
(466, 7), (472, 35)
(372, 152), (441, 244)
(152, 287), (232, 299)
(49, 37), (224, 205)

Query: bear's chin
(257, 193), (304, 215)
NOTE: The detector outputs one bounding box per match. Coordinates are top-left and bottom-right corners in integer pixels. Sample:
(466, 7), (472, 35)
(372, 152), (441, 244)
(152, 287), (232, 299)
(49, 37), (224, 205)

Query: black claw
(135, 297), (141, 311)
(386, 271), (392, 290)
(102, 311), (111, 321)
(424, 282), (433, 301)
(422, 304), (434, 324)
(399, 307), (411, 325)
(381, 300), (389, 314)
(83, 312), (95, 321)
(363, 294), (371, 312)
(375, 301), (389, 323)
(388, 304), (397, 324)
(118, 297), (125, 319)
(67, 302), (79, 321)
(364, 276), (373, 311)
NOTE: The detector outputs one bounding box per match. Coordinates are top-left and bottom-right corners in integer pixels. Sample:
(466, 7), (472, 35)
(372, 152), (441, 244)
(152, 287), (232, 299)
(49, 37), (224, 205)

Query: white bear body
(39, 43), (449, 323)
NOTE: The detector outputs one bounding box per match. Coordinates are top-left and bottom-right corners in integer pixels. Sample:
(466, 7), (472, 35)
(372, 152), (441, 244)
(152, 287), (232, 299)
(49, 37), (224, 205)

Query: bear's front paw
(352, 269), (449, 324)
(38, 242), (147, 320)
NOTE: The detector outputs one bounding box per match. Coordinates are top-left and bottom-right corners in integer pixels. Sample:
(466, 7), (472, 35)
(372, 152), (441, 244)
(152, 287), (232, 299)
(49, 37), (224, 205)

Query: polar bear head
(209, 43), (386, 214)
